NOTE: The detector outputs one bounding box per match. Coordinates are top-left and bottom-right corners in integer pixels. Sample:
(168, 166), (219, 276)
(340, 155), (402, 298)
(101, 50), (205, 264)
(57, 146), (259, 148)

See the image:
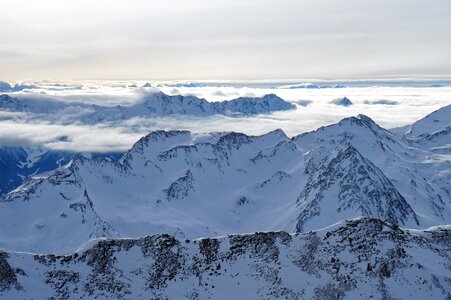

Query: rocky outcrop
(0, 218), (449, 299)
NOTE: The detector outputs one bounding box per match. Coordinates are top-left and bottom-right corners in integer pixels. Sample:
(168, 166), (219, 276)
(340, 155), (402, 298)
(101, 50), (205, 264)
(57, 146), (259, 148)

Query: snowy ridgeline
(0, 92), (295, 121)
(0, 105), (449, 256)
(392, 104), (451, 153)
(0, 218), (449, 299)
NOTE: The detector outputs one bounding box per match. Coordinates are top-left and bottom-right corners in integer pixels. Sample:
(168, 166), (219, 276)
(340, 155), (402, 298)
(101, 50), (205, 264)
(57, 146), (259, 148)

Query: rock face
(296, 145), (418, 232)
(0, 218), (449, 299)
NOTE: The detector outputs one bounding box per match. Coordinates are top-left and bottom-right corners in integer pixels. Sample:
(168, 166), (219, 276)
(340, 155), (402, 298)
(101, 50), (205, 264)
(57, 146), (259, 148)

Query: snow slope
(0, 218), (449, 299)
(394, 104), (451, 138)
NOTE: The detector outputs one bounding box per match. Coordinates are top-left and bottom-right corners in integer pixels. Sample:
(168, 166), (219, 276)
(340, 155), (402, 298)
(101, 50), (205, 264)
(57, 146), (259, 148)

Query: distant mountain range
(0, 92), (295, 124)
(0, 81), (37, 92)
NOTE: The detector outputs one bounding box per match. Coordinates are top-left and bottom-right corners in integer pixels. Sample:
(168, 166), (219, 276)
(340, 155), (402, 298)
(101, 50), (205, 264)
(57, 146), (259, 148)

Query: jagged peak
(295, 114), (398, 144)
(356, 113), (375, 123)
(0, 93), (13, 99)
(221, 93), (295, 110)
(131, 130), (191, 150)
(0, 94), (16, 102)
(340, 114), (378, 127)
(144, 91), (207, 103)
(296, 142), (419, 232)
(260, 93), (284, 100)
(119, 130), (193, 165)
(215, 129), (289, 147)
(229, 93), (282, 101)
(216, 132), (252, 146)
(330, 96), (353, 106)
(142, 129), (191, 141)
(259, 128), (288, 139)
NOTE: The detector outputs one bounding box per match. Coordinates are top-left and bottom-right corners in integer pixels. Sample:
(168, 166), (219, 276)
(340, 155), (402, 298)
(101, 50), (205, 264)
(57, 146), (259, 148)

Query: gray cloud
(364, 99), (399, 105)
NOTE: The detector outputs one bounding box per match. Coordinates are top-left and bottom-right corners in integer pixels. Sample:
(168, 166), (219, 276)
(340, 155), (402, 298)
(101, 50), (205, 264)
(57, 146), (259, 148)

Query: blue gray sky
(1, 0), (451, 80)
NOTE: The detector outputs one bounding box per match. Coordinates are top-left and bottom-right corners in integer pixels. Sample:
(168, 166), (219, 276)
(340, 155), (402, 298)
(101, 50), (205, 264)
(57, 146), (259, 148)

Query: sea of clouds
(0, 80), (450, 152)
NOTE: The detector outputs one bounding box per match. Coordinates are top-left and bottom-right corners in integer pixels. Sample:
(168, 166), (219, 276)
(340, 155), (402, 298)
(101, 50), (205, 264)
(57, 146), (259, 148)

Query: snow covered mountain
(389, 105), (451, 196)
(1, 113), (449, 255)
(0, 92), (295, 122)
(294, 114), (450, 226)
(0, 147), (122, 195)
(0, 81), (37, 92)
(392, 104), (451, 152)
(394, 104), (451, 138)
(0, 218), (449, 299)
(296, 145), (418, 232)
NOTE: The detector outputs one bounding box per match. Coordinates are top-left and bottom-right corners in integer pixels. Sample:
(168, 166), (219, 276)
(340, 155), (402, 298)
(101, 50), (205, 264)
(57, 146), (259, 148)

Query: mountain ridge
(0, 218), (449, 299)
(0, 92), (296, 123)
(1, 113), (449, 254)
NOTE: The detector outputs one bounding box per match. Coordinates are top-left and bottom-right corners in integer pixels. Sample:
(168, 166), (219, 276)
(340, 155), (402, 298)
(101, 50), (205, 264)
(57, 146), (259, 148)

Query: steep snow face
(389, 105), (451, 198)
(0, 147), (122, 195)
(0, 92), (295, 122)
(391, 104), (450, 148)
(294, 114), (451, 228)
(396, 104), (451, 138)
(1, 113), (450, 254)
(390, 104), (451, 156)
(0, 218), (449, 299)
(296, 145), (419, 232)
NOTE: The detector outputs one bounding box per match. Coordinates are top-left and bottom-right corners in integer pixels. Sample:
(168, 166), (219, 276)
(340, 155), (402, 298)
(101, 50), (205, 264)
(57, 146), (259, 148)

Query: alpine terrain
(0, 106), (450, 299)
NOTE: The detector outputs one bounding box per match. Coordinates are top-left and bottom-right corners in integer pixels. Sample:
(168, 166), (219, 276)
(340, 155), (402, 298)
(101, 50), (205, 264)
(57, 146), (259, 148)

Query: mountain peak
(296, 143), (419, 232)
(340, 114), (377, 127)
(121, 130), (193, 165)
(330, 96), (353, 106)
(261, 128), (288, 139)
(400, 104), (451, 138)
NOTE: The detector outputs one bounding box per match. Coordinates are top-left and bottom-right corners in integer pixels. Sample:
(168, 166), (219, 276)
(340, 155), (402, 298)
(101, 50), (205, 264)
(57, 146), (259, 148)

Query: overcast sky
(1, 0), (451, 81)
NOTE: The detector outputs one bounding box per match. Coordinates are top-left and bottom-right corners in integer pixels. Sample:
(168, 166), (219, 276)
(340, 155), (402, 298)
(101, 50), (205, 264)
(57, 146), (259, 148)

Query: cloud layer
(0, 82), (450, 152)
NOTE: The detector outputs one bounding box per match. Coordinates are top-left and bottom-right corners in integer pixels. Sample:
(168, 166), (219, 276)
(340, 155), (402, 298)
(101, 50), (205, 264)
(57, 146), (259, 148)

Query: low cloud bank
(0, 82), (449, 152)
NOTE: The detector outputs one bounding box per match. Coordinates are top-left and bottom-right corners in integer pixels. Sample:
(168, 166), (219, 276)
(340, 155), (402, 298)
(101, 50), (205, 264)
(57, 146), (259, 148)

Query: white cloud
(0, 83), (449, 152)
